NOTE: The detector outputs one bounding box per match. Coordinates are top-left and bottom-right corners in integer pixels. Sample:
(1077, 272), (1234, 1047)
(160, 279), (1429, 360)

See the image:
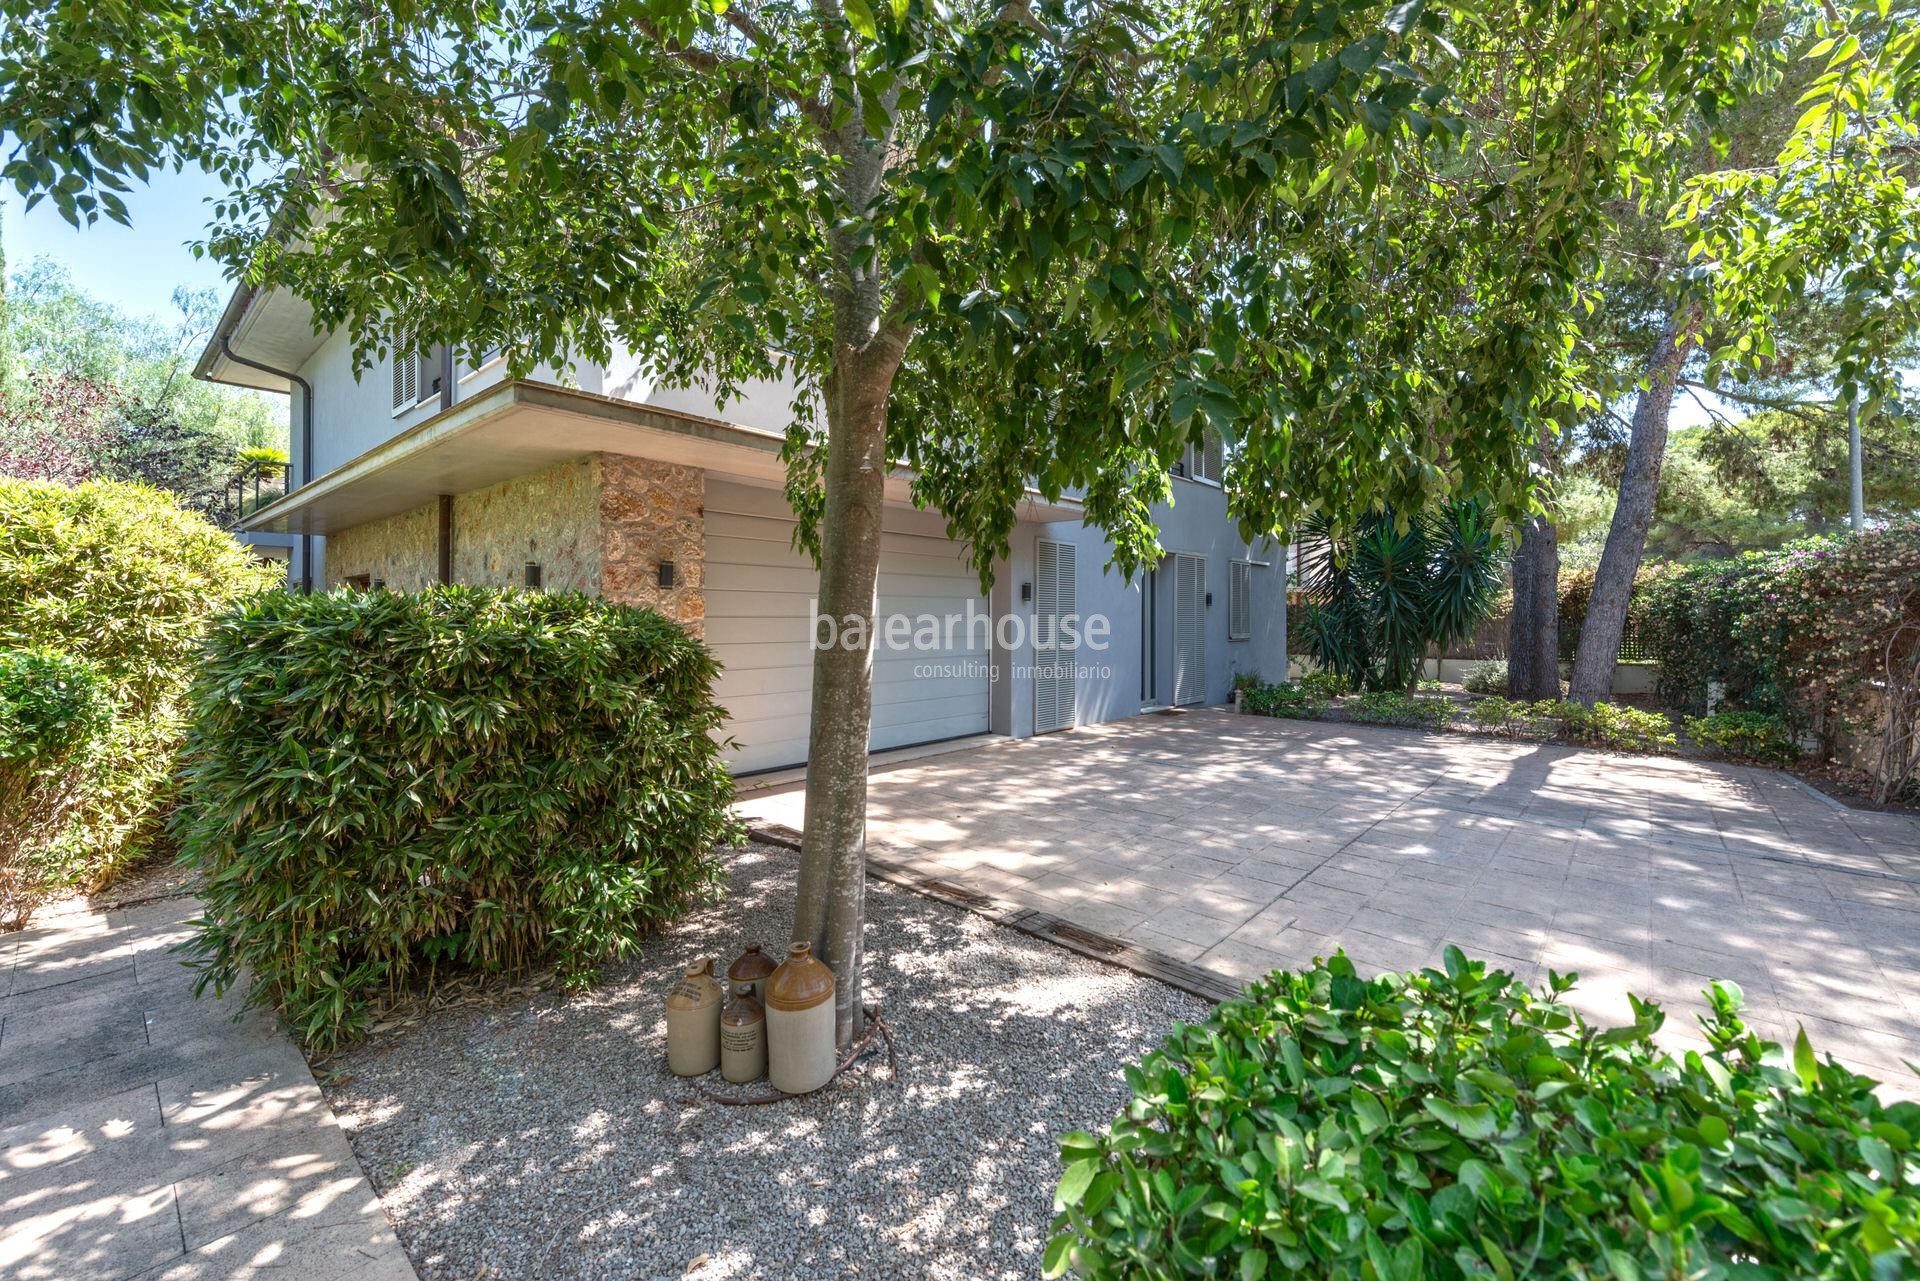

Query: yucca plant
(1294, 500), (1506, 691)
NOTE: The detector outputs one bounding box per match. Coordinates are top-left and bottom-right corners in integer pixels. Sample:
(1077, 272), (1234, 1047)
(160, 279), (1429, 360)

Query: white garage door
(704, 479), (992, 774)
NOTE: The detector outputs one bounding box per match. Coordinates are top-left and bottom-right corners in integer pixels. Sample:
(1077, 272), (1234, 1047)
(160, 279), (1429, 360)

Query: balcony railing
(213, 457), (290, 530)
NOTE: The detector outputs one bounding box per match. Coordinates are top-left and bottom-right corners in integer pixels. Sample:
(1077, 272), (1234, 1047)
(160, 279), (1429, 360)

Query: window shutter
(1173, 552), (1205, 705)
(1229, 560), (1252, 640)
(1202, 427), (1224, 484)
(391, 327), (420, 412)
(1034, 540), (1078, 733)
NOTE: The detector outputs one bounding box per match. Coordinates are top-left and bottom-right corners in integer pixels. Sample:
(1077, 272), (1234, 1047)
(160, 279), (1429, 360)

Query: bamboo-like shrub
(175, 587), (741, 1050)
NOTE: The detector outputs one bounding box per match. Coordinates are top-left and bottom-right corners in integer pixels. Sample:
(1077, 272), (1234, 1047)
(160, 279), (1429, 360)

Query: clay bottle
(727, 944), (778, 1005)
(765, 941), (837, 1094)
(665, 957), (723, 1077)
(720, 982), (767, 1084)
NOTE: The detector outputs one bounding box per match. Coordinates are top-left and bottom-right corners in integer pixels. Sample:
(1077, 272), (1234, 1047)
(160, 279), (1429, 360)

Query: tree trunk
(1507, 514), (1561, 701)
(791, 342), (901, 1049)
(1568, 307), (1699, 704)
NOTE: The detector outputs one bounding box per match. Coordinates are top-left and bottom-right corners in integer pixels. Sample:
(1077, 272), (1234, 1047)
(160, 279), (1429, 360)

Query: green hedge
(1641, 525), (1920, 799)
(1049, 951), (1919, 1279)
(0, 478), (277, 893)
(0, 649), (113, 927)
(176, 587), (740, 1050)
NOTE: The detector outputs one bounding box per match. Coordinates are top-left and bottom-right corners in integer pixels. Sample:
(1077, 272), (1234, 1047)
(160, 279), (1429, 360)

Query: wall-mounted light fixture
(1021, 582), (1033, 604)
(1205, 591), (1213, 607)
(658, 560), (676, 588)
(524, 562), (543, 589)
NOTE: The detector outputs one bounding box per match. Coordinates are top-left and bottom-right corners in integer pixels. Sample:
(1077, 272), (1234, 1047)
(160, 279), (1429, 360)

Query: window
(390, 329), (443, 414)
(1176, 426), (1225, 485)
(1229, 560), (1252, 640)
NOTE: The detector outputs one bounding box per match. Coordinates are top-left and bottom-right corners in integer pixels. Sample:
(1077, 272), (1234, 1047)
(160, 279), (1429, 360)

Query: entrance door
(1034, 539), (1077, 733)
(1173, 552), (1205, 706)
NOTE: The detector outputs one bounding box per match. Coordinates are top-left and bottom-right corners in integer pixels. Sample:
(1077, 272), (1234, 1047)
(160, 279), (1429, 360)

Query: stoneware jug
(720, 982), (767, 1084)
(665, 957), (723, 1077)
(727, 944), (778, 1005)
(765, 941), (836, 1094)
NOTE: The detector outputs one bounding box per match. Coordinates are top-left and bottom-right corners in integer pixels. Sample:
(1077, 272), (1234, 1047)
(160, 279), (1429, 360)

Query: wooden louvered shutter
(1033, 540), (1078, 733)
(1173, 552), (1205, 705)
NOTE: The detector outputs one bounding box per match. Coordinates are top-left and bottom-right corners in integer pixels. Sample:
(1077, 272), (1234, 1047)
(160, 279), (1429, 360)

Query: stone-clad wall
(451, 456), (601, 592)
(321, 452), (705, 635)
(324, 502), (439, 590)
(599, 454), (706, 636)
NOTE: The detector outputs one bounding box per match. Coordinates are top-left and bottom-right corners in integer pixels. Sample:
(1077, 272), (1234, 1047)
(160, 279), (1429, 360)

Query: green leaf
(842, 0), (878, 39)
(1792, 1027), (1818, 1090)
(1424, 1097), (1496, 1140)
(1056, 1158), (1098, 1210)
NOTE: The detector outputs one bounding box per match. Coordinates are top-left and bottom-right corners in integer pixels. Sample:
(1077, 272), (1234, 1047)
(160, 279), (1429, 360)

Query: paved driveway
(738, 710), (1920, 1087)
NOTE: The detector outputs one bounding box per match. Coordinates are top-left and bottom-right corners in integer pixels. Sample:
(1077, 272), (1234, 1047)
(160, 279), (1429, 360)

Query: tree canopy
(3, 0), (1779, 565)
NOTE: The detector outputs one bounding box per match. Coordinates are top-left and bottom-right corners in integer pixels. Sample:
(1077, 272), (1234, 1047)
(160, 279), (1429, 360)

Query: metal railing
(212, 457), (289, 530)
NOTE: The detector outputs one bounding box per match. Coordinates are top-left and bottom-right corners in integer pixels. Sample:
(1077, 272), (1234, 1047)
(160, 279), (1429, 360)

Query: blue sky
(2, 165), (238, 322)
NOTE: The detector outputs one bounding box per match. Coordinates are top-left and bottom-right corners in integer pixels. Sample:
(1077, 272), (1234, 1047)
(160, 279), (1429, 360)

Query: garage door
(704, 479), (992, 774)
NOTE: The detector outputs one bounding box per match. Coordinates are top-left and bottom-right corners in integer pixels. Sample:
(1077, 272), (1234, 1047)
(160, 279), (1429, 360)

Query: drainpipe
(220, 333), (316, 594)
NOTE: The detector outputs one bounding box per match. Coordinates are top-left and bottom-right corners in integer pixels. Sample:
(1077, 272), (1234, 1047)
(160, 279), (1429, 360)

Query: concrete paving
(0, 894), (415, 1281)
(738, 709), (1920, 1088)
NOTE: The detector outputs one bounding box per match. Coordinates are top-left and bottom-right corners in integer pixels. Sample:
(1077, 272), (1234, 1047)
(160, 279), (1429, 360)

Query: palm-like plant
(1295, 500), (1507, 691)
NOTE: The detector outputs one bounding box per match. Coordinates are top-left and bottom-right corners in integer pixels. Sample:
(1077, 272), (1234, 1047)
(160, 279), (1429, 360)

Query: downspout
(220, 333), (316, 594)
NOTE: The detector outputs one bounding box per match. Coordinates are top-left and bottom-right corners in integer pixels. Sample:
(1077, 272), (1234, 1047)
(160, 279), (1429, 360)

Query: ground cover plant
(1686, 711), (1801, 764)
(175, 587), (741, 1051)
(1049, 949), (1920, 1279)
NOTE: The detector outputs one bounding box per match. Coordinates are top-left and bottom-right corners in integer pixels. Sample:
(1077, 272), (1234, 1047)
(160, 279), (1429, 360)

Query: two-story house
(195, 283), (1288, 774)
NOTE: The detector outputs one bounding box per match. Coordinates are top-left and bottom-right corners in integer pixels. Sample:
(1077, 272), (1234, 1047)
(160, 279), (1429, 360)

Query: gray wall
(1007, 476), (1287, 732)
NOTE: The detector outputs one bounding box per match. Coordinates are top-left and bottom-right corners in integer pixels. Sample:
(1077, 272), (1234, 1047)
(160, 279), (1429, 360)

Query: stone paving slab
(0, 894), (416, 1281)
(738, 709), (1920, 1091)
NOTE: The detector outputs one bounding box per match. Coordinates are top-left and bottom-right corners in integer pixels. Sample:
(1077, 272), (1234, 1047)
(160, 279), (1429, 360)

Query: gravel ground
(319, 843), (1211, 1280)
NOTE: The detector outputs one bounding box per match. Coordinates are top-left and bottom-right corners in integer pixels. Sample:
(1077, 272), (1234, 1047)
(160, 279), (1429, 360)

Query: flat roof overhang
(237, 379), (1084, 536)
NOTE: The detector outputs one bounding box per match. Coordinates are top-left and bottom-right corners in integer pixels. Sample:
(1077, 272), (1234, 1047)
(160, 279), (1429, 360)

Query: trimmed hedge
(0, 478), (277, 893)
(0, 649), (112, 928)
(176, 587), (740, 1050)
(1049, 950), (1920, 1279)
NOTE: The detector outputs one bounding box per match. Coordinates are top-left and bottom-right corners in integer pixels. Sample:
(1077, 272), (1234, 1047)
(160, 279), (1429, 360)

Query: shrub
(1231, 670), (1265, 695)
(1048, 950), (1920, 1280)
(175, 587), (741, 1051)
(1294, 501), (1507, 691)
(1687, 710), (1801, 764)
(1546, 699), (1678, 753)
(0, 478), (276, 892)
(1349, 690), (1452, 729)
(0, 649), (112, 928)
(1244, 681), (1324, 718)
(1643, 525), (1920, 801)
(1467, 693), (1527, 731)
(1296, 669), (1353, 700)
(1461, 658), (1508, 695)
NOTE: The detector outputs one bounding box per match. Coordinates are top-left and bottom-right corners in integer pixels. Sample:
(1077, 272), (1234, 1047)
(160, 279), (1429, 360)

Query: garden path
(0, 893), (415, 1281)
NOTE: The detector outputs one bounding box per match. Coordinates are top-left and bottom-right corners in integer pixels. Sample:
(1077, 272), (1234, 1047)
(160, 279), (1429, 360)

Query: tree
(1565, 2), (1920, 702)
(0, 259), (286, 506)
(2, 0), (1773, 1043)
